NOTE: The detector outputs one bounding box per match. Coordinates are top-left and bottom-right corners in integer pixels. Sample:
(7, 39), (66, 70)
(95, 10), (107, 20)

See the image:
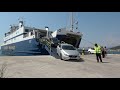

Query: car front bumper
(62, 55), (80, 60)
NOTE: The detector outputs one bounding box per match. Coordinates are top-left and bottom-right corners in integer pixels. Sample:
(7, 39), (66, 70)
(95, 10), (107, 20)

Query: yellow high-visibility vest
(94, 45), (101, 54)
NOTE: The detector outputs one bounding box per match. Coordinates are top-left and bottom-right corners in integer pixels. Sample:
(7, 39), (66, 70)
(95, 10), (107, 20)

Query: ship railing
(39, 38), (52, 49)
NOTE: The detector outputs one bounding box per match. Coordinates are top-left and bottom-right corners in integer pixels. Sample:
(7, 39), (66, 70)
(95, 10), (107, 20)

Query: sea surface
(107, 51), (120, 54)
(0, 50), (1, 56)
(0, 50), (3, 56)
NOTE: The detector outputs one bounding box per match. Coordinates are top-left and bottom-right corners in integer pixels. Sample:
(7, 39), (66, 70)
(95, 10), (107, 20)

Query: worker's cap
(95, 43), (98, 46)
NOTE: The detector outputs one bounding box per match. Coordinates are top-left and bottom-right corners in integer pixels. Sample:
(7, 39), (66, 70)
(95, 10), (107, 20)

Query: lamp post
(45, 26), (49, 38)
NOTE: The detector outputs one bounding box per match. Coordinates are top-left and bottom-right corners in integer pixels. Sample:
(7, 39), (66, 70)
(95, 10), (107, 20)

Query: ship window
(23, 33), (29, 38)
(5, 33), (6, 37)
(31, 31), (33, 36)
(59, 44), (61, 48)
(25, 29), (29, 32)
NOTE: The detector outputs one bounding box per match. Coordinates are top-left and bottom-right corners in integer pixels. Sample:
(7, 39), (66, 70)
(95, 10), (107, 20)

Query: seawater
(0, 50), (1, 56)
(0, 50), (5, 56)
(107, 51), (120, 54)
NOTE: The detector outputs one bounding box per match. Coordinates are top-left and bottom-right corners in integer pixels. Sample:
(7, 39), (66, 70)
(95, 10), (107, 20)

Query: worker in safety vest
(94, 43), (102, 63)
(82, 48), (85, 55)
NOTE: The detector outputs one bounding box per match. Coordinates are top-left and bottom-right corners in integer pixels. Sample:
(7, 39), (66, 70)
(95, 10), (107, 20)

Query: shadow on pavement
(65, 58), (85, 62)
(53, 55), (61, 59)
(105, 57), (112, 59)
(102, 62), (110, 63)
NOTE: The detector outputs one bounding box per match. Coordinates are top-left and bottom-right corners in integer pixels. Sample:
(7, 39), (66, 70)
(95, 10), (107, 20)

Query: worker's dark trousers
(102, 51), (105, 58)
(96, 53), (102, 62)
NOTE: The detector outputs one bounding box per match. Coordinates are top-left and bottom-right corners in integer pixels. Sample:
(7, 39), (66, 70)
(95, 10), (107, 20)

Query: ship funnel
(45, 26), (49, 31)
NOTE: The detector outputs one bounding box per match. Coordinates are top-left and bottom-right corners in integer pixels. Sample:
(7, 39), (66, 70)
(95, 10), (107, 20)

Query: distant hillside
(110, 45), (120, 50)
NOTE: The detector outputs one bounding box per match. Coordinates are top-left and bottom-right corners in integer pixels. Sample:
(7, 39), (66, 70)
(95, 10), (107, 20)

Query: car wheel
(89, 51), (91, 54)
(60, 53), (63, 60)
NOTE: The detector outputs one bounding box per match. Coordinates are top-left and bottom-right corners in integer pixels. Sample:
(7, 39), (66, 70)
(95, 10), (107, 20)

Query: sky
(0, 12), (120, 48)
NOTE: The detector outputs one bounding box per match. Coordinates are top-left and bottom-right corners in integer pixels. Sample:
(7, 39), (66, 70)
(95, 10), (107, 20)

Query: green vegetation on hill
(110, 45), (120, 50)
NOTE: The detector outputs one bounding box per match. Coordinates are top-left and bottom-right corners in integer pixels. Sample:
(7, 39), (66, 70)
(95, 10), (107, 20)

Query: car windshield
(62, 45), (76, 50)
(91, 48), (95, 50)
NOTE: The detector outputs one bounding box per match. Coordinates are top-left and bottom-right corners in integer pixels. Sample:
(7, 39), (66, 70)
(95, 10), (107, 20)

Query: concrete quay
(0, 54), (120, 78)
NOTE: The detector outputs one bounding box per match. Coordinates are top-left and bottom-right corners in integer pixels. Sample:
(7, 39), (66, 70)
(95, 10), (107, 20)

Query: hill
(110, 45), (120, 50)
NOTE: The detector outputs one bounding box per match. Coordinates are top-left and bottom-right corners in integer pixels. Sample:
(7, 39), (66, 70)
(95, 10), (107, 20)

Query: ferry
(1, 13), (83, 56)
(1, 20), (51, 55)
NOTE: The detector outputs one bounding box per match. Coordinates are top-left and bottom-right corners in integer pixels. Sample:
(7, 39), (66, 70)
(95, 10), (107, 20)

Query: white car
(57, 43), (80, 60)
(88, 48), (95, 54)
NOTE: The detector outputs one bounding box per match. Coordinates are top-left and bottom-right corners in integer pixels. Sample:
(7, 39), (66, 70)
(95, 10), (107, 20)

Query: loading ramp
(38, 37), (60, 59)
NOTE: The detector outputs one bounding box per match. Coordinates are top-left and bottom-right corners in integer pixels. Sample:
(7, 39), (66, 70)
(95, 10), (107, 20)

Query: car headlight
(62, 51), (69, 56)
(63, 52), (69, 56)
(64, 53), (69, 56)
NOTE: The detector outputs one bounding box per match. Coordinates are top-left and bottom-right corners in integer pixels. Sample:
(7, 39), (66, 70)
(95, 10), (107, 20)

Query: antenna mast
(71, 12), (74, 31)
(18, 17), (25, 25)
